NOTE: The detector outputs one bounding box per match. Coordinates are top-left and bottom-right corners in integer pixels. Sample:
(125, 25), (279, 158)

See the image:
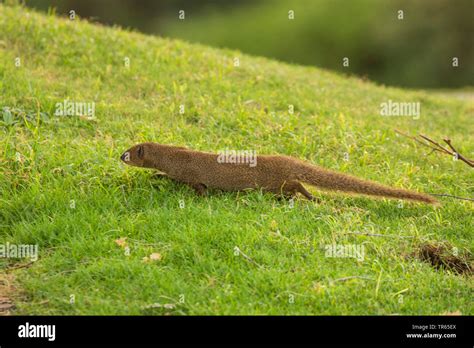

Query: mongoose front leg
(189, 183), (207, 196)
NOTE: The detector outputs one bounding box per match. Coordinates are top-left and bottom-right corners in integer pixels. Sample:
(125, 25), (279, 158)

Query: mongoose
(120, 143), (438, 204)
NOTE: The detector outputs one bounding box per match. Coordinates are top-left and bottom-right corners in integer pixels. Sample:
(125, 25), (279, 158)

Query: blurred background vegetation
(23, 0), (474, 89)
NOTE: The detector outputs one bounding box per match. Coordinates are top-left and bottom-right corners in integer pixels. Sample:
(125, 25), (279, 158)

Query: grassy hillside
(0, 3), (472, 315)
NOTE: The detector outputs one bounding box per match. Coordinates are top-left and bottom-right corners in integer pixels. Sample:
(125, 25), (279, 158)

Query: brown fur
(120, 143), (438, 204)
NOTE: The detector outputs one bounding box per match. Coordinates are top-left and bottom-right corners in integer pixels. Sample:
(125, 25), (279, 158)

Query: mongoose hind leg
(276, 193), (295, 201)
(283, 181), (319, 202)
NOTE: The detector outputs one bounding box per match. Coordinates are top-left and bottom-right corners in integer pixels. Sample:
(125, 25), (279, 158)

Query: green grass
(0, 3), (472, 315)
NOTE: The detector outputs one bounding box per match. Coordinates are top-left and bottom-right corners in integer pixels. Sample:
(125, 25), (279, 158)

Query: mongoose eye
(137, 145), (144, 159)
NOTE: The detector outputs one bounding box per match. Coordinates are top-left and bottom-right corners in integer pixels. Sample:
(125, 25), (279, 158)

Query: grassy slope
(0, 4), (472, 315)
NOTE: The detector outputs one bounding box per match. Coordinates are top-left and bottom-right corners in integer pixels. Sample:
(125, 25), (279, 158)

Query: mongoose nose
(120, 153), (126, 161)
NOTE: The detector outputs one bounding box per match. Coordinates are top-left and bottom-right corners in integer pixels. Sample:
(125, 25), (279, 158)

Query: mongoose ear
(137, 145), (144, 159)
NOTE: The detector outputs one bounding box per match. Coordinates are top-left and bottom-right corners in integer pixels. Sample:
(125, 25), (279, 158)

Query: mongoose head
(120, 143), (149, 167)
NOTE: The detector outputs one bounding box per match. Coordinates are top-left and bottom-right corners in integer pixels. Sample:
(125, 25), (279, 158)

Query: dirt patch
(415, 243), (473, 276)
(0, 272), (17, 315)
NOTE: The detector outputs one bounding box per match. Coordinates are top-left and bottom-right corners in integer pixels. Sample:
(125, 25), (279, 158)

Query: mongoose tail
(296, 163), (438, 204)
